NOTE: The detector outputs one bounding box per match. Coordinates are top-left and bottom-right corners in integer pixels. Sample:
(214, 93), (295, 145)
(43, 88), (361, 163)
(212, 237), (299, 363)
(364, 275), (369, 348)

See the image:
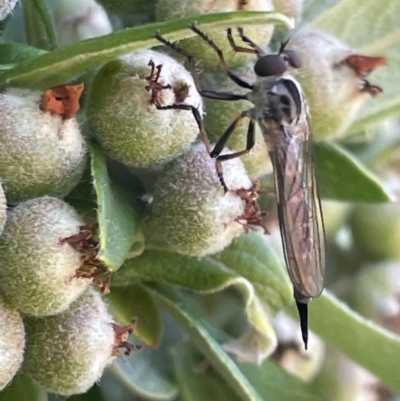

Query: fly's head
(254, 42), (302, 78)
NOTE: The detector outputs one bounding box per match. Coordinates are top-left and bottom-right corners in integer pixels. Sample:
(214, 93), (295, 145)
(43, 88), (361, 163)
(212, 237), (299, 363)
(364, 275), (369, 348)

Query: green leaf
(146, 283), (264, 401)
(106, 284), (163, 348)
(215, 233), (292, 312)
(0, 11), (293, 88)
(23, 0), (57, 50)
(309, 0), (400, 132)
(0, 373), (48, 401)
(172, 341), (243, 401)
(0, 43), (46, 69)
(114, 233), (294, 361)
(316, 141), (392, 202)
(307, 290), (400, 393)
(238, 360), (333, 401)
(109, 334), (179, 401)
(90, 142), (143, 270)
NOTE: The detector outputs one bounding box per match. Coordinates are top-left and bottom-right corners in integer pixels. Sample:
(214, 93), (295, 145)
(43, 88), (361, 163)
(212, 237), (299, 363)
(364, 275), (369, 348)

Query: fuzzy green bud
(0, 88), (87, 203)
(350, 261), (400, 330)
(87, 50), (203, 169)
(288, 27), (384, 139)
(0, 298), (25, 390)
(54, 0), (113, 46)
(0, 196), (92, 316)
(350, 199), (400, 260)
(23, 288), (116, 396)
(0, 181), (6, 236)
(156, 0), (274, 69)
(144, 142), (253, 256)
(97, 0), (157, 15)
(201, 63), (272, 178)
(0, 0), (18, 21)
(272, 0), (303, 22)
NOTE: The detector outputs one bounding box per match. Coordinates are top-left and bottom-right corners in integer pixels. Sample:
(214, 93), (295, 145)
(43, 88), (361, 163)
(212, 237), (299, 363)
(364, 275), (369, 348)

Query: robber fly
(155, 25), (325, 349)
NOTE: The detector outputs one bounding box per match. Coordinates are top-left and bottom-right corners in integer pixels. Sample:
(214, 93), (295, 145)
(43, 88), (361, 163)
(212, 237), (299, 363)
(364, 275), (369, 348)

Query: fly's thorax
(249, 74), (306, 127)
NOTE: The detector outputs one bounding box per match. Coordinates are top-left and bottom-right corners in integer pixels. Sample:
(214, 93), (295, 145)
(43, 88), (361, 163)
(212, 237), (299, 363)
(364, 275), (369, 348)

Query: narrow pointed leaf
(23, 0), (57, 50)
(307, 290), (400, 393)
(106, 284), (163, 348)
(146, 283), (264, 401)
(238, 360), (333, 401)
(172, 342), (242, 401)
(0, 11), (293, 88)
(90, 142), (143, 270)
(109, 336), (179, 400)
(316, 141), (392, 202)
(0, 373), (48, 401)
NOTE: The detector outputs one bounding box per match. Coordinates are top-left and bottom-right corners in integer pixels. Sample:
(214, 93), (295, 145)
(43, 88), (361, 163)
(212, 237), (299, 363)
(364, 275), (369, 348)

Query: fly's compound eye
(282, 50), (302, 69)
(254, 55), (287, 77)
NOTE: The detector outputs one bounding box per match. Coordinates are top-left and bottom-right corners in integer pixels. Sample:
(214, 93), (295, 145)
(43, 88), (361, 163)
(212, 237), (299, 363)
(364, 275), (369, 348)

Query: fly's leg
(210, 112), (256, 162)
(187, 24), (253, 90)
(154, 31), (250, 99)
(227, 27), (265, 56)
(155, 103), (231, 192)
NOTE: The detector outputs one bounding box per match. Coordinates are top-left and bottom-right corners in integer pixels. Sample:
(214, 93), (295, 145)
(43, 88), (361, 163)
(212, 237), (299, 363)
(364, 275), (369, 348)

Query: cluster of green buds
(0, 84), (134, 394)
(0, 0), (390, 396)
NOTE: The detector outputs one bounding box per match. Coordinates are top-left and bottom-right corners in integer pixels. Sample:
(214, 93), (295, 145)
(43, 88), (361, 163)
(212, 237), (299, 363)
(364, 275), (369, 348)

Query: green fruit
(350, 261), (400, 329)
(0, 196), (91, 316)
(350, 200), (400, 260)
(97, 0), (157, 15)
(0, 298), (25, 390)
(87, 50), (203, 168)
(0, 88), (87, 203)
(0, 182), (6, 236)
(54, 0), (113, 46)
(144, 142), (252, 256)
(23, 288), (116, 396)
(288, 27), (380, 140)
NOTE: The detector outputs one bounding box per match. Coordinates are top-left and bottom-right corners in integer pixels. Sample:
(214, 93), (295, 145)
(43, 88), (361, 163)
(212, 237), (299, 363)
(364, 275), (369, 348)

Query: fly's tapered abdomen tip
(295, 300), (308, 350)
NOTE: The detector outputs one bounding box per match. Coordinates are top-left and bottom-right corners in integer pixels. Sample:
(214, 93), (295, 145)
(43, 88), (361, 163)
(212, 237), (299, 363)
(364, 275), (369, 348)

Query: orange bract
(40, 83), (84, 119)
(344, 54), (387, 77)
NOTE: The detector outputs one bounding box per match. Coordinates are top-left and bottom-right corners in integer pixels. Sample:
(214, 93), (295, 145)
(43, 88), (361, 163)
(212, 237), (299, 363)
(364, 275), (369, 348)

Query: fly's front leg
(227, 27), (265, 56)
(154, 30), (249, 100)
(154, 31), (203, 93)
(188, 24), (253, 90)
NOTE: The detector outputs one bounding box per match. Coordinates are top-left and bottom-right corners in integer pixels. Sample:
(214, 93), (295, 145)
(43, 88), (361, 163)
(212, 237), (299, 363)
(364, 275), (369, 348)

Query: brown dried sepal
(40, 83), (84, 119)
(344, 54), (387, 77)
(172, 80), (190, 103)
(145, 60), (171, 106)
(112, 318), (142, 356)
(61, 222), (111, 294)
(236, 180), (270, 234)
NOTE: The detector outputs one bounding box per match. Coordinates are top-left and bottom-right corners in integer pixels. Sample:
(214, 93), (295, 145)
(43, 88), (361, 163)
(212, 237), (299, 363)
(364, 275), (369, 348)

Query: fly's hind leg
(209, 111), (257, 190)
(210, 110), (256, 161)
(154, 103), (232, 192)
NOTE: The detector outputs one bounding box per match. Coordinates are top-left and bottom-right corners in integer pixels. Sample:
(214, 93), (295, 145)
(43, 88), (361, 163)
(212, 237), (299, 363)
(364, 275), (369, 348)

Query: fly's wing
(267, 116), (325, 301)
